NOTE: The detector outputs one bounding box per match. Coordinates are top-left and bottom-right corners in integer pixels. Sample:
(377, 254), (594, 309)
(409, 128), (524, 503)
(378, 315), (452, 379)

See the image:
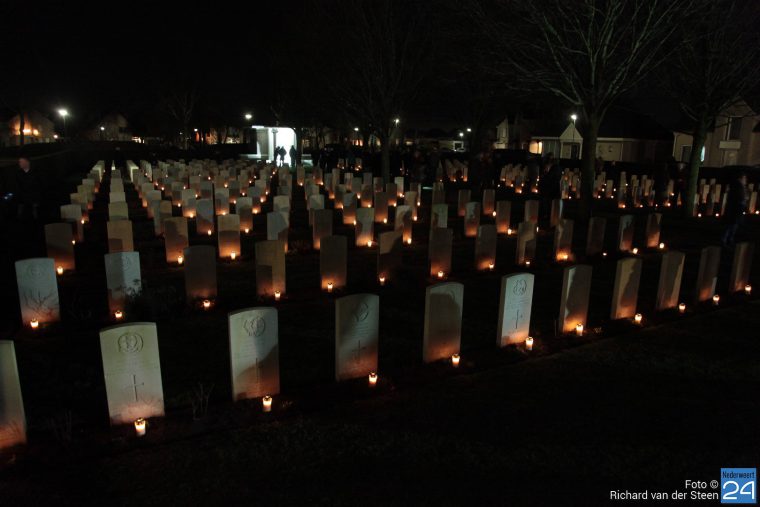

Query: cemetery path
(2, 301), (758, 506)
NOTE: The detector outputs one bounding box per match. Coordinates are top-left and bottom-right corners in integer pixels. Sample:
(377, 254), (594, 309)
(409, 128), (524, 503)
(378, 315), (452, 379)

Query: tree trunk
(579, 115), (599, 222)
(18, 112), (25, 146)
(684, 119), (708, 217)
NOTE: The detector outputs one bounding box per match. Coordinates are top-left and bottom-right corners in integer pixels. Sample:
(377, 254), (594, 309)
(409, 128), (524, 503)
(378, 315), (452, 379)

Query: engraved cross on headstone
(352, 340), (368, 366)
(125, 374), (145, 403)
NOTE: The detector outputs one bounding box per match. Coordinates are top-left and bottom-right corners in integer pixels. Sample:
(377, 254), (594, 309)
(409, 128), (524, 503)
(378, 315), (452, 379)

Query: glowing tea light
(56, 266), (64, 275)
(678, 302), (686, 313)
(745, 284), (752, 295)
(488, 262), (495, 271)
(177, 255), (184, 265)
(30, 319), (39, 330)
(451, 353), (461, 367)
(634, 313), (643, 325)
(207, 230), (212, 236)
(525, 336), (534, 351)
(134, 418), (146, 437)
(413, 216), (418, 222)
(492, 211), (497, 217)
(658, 242), (665, 250)
(202, 299), (212, 310)
(575, 323), (584, 336)
(507, 228), (513, 235)
(558, 252), (569, 262)
(367, 240), (373, 248)
(353, 220), (357, 226)
(712, 294), (720, 306)
(244, 228), (250, 234)
(260, 197), (266, 203)
(368, 371), (378, 387)
(383, 218), (387, 224)
(379, 275), (386, 286)
(437, 270), (445, 279)
(71, 240), (76, 245)
(406, 238), (412, 245)
(697, 213), (702, 218)
(274, 290), (281, 301)
(80, 218), (85, 224)
(114, 310), (124, 320)
(262, 395), (273, 413)
(602, 252), (608, 257)
(327, 281), (334, 293)
(632, 247), (639, 255)
(230, 252), (237, 260)
(525, 260), (531, 267)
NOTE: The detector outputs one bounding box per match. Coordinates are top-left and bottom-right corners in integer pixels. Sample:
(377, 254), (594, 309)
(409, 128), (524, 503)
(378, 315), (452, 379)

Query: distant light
(394, 118), (400, 124)
(193, 128), (198, 132)
(100, 126), (105, 131)
(244, 113), (252, 120)
(466, 127), (472, 132)
(58, 108), (69, 118)
(570, 114), (577, 121)
(354, 127), (359, 132)
(458, 132), (464, 138)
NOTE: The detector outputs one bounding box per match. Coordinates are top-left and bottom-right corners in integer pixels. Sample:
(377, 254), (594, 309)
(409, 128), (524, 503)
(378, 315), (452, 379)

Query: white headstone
(422, 282), (464, 362)
(335, 294), (379, 381)
(228, 307), (280, 401)
(496, 273), (534, 346)
(15, 258), (60, 325)
(99, 322), (165, 425)
(0, 341), (26, 450)
(105, 251), (142, 314)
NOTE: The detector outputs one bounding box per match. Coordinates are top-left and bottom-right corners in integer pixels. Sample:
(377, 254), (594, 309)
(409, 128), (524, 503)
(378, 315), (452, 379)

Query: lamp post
(58, 109), (69, 138)
(243, 113), (253, 144)
(570, 114), (578, 159)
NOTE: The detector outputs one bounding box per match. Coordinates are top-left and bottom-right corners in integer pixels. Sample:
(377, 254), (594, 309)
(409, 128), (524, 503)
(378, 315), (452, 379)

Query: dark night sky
(1, 2), (287, 130)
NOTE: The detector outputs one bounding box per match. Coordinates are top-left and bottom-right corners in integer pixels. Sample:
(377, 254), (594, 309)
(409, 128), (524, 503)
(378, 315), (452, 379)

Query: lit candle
(488, 262), (495, 270)
(203, 299), (211, 310)
(262, 395), (273, 413)
(367, 240), (373, 247)
(492, 211), (496, 217)
(575, 323), (584, 336)
(274, 290), (281, 301)
(413, 216), (418, 222)
(507, 228), (513, 235)
(114, 310), (123, 320)
(56, 266), (64, 275)
(678, 302), (686, 313)
(353, 220), (357, 226)
(207, 230), (212, 236)
(134, 418), (146, 437)
(634, 313), (642, 325)
(632, 247), (639, 255)
(745, 284), (752, 295)
(602, 252), (608, 257)
(244, 228), (250, 234)
(327, 281), (334, 293)
(525, 260), (531, 267)
(71, 239), (76, 245)
(712, 294), (720, 305)
(406, 238), (412, 245)
(658, 242), (665, 250)
(558, 252), (569, 262)
(525, 336), (534, 351)
(379, 275), (386, 286)
(697, 213), (702, 217)
(383, 218), (387, 224)
(177, 255), (184, 265)
(437, 270), (445, 279)
(451, 353), (461, 367)
(230, 252), (237, 260)
(368, 371), (378, 387)
(30, 319), (39, 330)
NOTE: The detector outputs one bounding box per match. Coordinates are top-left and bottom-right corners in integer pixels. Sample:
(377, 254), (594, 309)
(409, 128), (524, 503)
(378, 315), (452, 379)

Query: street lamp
(244, 113), (252, 120)
(58, 109), (69, 138)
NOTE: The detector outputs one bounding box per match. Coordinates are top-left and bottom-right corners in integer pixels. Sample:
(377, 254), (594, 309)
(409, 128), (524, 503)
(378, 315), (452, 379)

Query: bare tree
(166, 89), (199, 149)
(663, 0), (760, 216)
(471, 0), (686, 220)
(312, 0), (432, 182)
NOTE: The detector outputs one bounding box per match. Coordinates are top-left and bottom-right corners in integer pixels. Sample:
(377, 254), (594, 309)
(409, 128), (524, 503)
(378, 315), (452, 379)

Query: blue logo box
(721, 468), (757, 504)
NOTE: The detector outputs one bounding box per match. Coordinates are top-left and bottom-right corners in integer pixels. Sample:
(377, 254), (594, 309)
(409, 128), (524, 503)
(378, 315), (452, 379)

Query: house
(0, 110), (57, 147)
(671, 100), (760, 167)
(526, 109), (673, 163)
(87, 113), (132, 141)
